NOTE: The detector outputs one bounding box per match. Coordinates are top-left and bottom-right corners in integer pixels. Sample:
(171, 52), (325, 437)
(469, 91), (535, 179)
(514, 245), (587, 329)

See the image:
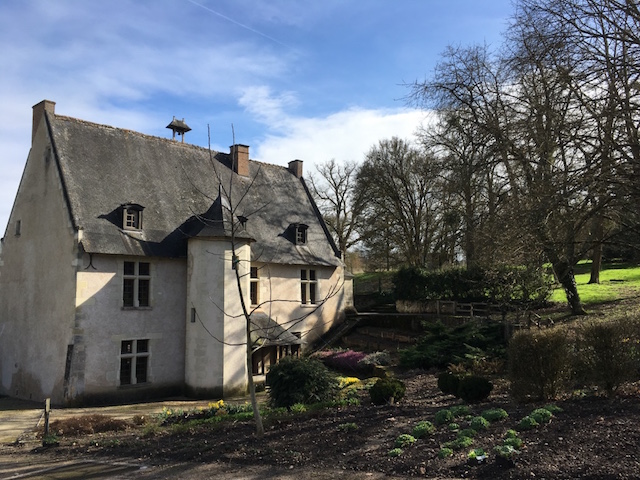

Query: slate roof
(45, 112), (341, 267)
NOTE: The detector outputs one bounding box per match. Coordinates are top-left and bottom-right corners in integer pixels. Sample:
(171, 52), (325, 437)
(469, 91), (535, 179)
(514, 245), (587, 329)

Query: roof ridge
(52, 114), (222, 155)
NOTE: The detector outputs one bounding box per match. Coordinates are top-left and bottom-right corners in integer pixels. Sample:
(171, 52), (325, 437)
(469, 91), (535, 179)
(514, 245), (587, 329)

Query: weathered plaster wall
(250, 262), (348, 348)
(185, 238), (250, 398)
(73, 254), (186, 402)
(0, 117), (78, 403)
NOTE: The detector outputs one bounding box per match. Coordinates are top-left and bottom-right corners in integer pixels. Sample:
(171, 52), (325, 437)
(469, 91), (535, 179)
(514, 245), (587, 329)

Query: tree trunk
(588, 214), (604, 284)
(552, 260), (587, 315)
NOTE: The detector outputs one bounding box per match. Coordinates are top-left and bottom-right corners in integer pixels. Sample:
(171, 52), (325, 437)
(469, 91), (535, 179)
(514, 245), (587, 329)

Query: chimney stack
(230, 144), (250, 177)
(32, 100), (55, 144)
(288, 160), (303, 178)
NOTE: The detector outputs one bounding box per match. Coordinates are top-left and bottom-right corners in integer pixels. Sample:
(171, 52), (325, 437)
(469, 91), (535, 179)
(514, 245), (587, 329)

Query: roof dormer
(121, 203), (144, 231)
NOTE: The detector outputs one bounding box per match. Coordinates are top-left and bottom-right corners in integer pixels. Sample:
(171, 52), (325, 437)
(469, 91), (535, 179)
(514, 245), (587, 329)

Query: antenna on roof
(166, 116), (191, 143)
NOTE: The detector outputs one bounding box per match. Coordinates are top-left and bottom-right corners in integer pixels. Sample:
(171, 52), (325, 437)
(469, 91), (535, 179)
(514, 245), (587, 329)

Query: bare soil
(3, 372), (640, 479)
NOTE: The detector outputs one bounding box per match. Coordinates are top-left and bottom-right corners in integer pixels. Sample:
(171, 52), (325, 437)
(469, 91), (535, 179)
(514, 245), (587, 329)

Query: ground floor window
(119, 339), (149, 386)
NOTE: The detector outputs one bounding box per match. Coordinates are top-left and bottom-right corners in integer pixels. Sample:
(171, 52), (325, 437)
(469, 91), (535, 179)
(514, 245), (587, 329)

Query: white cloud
(253, 106), (426, 171)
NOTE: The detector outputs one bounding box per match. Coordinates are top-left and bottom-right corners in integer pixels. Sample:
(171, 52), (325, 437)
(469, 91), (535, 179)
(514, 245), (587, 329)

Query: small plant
(438, 447), (454, 459)
(517, 415), (539, 431)
(395, 434), (417, 448)
(481, 408), (508, 422)
(266, 356), (338, 408)
(444, 436), (474, 450)
(369, 377), (406, 405)
(458, 428), (477, 439)
(530, 408), (553, 424)
(412, 420), (435, 438)
(42, 433), (59, 447)
(457, 375), (493, 403)
(469, 416), (490, 431)
(290, 403), (307, 414)
(435, 408), (454, 425)
(494, 444), (519, 459)
(468, 448), (487, 462)
(142, 423), (159, 438)
(503, 437), (523, 450)
(448, 422), (460, 431)
(388, 448), (403, 457)
(337, 422), (358, 432)
(504, 429), (518, 439)
(543, 404), (563, 414)
(450, 405), (472, 417)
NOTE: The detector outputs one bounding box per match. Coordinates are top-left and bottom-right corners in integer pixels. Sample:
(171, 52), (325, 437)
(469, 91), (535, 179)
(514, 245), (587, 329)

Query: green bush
(412, 421), (435, 438)
(457, 428), (477, 439)
(448, 423), (460, 431)
(469, 416), (490, 431)
(395, 434), (417, 448)
(388, 448), (403, 457)
(266, 356), (338, 408)
(437, 372), (461, 397)
(517, 415), (539, 431)
(438, 447), (454, 459)
(575, 316), (640, 396)
(481, 408), (508, 422)
(503, 437), (523, 450)
(450, 405), (472, 417)
(369, 377), (406, 405)
(435, 409), (454, 426)
(508, 327), (572, 401)
(530, 408), (553, 424)
(444, 436), (474, 450)
(457, 375), (493, 403)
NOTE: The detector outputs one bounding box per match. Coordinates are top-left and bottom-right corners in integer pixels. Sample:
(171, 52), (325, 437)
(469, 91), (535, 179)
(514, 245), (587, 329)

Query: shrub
(494, 445), (519, 459)
(575, 316), (640, 396)
(469, 416), (490, 431)
(450, 405), (472, 417)
(530, 408), (553, 424)
(395, 434), (417, 448)
(266, 356), (338, 408)
(504, 429), (518, 439)
(369, 377), (406, 405)
(314, 349), (368, 373)
(337, 422), (358, 432)
(481, 408), (508, 422)
(448, 423), (460, 431)
(412, 421), (435, 438)
(503, 437), (523, 450)
(543, 404), (563, 414)
(468, 448), (487, 461)
(358, 351), (392, 369)
(457, 375), (493, 403)
(290, 403), (307, 414)
(435, 409), (454, 426)
(444, 436), (474, 450)
(508, 327), (572, 401)
(458, 428), (477, 439)
(437, 372), (461, 397)
(388, 448), (403, 457)
(438, 447), (454, 459)
(517, 416), (539, 431)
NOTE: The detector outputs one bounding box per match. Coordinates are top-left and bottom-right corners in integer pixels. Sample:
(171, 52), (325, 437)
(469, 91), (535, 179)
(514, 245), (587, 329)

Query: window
(300, 269), (317, 305)
(250, 266), (259, 306)
(121, 203), (144, 230)
(293, 223), (308, 245)
(15, 219), (21, 236)
(119, 339), (149, 386)
(123, 261), (151, 307)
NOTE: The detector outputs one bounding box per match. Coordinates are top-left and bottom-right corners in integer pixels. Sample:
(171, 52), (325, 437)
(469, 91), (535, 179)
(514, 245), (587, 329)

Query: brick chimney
(288, 160), (303, 178)
(230, 144), (250, 177)
(32, 100), (55, 144)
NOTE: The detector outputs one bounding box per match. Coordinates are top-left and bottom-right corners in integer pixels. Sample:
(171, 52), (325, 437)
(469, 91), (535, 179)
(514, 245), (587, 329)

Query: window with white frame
(119, 339), (149, 386)
(123, 261), (151, 307)
(300, 269), (317, 304)
(121, 203), (144, 231)
(250, 266), (259, 306)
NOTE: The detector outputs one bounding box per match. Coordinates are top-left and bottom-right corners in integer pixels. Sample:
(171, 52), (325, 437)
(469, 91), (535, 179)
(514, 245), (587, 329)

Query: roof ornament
(166, 116), (191, 143)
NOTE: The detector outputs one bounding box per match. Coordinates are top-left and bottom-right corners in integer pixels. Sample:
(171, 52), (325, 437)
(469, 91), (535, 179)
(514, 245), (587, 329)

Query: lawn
(550, 261), (640, 305)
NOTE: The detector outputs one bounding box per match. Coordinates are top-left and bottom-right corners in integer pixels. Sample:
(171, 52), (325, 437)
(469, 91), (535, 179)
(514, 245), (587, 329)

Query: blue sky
(0, 0), (514, 233)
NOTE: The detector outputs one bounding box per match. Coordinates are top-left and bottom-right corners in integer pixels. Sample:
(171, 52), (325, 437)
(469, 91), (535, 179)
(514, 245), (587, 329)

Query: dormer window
(293, 223), (308, 245)
(121, 203), (144, 231)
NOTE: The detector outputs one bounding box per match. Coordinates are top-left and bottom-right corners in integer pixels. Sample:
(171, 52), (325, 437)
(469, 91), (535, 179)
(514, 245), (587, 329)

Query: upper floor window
(123, 261), (151, 308)
(301, 269), (317, 305)
(250, 266), (259, 306)
(290, 223), (308, 245)
(121, 203), (144, 231)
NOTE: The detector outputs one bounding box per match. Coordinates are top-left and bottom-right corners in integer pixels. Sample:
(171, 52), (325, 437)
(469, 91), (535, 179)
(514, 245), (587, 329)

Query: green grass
(550, 262), (640, 305)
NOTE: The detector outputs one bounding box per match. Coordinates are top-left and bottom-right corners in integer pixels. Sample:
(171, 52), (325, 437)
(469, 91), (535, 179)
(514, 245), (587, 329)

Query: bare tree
(308, 159), (364, 257)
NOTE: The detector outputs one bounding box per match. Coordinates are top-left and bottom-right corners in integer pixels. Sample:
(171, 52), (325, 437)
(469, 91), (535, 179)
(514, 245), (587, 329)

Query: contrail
(184, 0), (291, 48)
